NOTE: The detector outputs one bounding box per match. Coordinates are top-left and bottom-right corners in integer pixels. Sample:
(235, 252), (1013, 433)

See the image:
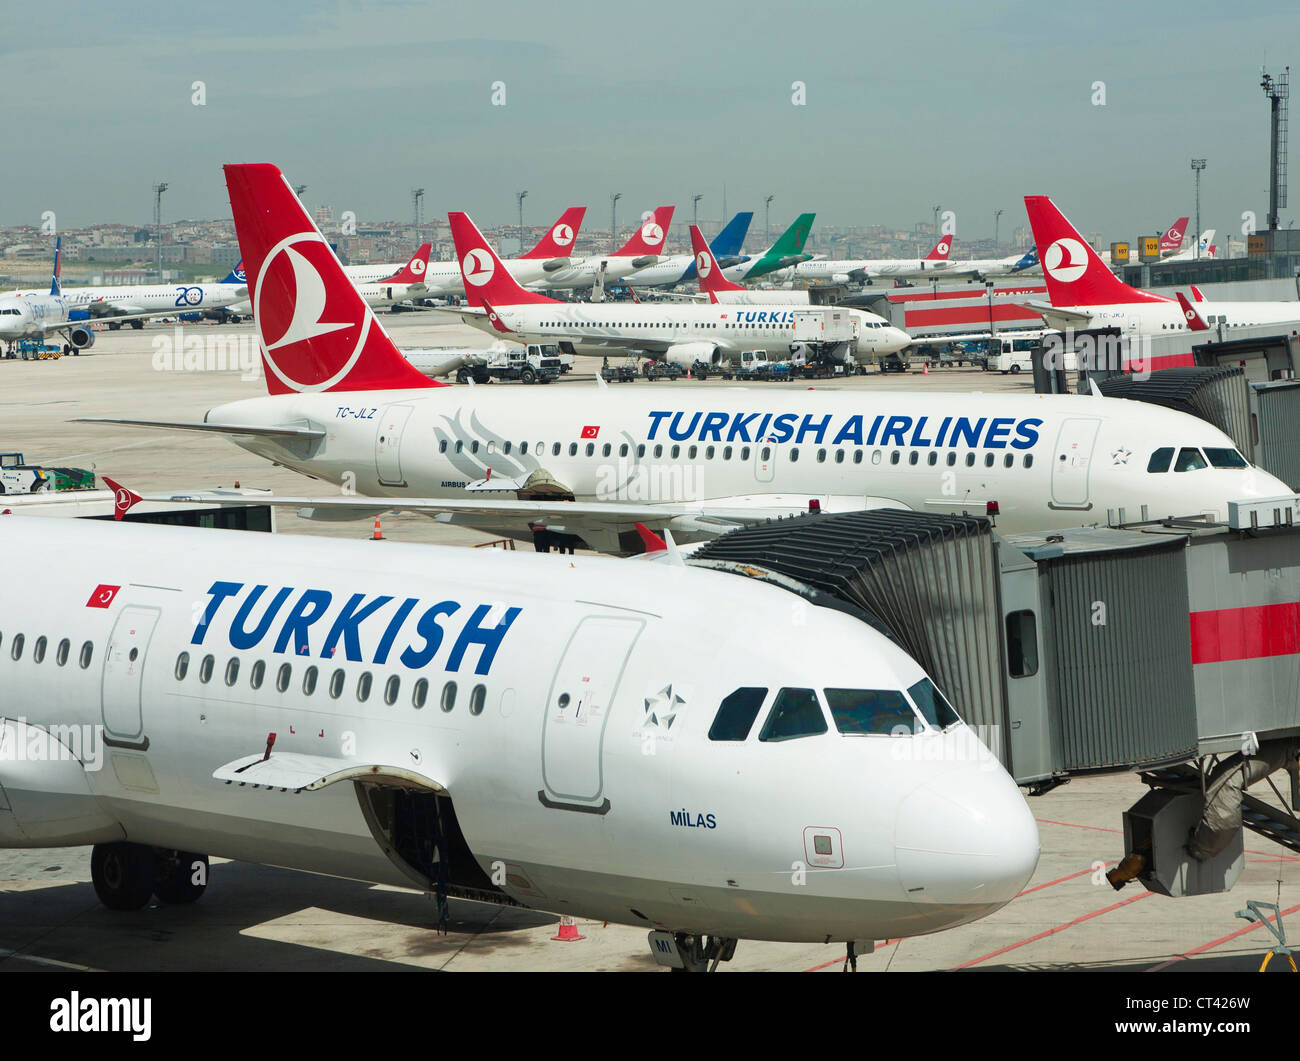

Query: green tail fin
(766, 212), (815, 255)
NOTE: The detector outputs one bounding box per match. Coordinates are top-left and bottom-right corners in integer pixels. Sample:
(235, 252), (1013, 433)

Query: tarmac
(1, 315), (1296, 972)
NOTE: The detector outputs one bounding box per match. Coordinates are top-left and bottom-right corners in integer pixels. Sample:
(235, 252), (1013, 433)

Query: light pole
(994, 208), (1003, 248)
(516, 190), (528, 255)
(412, 188), (425, 243)
(1191, 159), (1206, 259)
(765, 195), (774, 244)
(932, 204), (941, 237)
(152, 182), (168, 278)
(609, 193), (622, 252)
(692, 194), (703, 232)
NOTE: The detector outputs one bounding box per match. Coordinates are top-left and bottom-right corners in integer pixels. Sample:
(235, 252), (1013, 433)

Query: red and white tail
(1159, 217), (1189, 253)
(1176, 291), (1209, 331)
(378, 242), (432, 284)
(1023, 195), (1167, 308)
(521, 207), (586, 260)
(689, 224), (744, 302)
(924, 235), (954, 261)
(615, 206), (675, 257)
(1190, 284), (1206, 302)
(447, 212), (560, 309)
(224, 164), (441, 395)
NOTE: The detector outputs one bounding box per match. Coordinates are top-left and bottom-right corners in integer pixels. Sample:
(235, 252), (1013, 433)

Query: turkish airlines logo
(409, 258), (426, 276)
(1044, 238), (1090, 283)
(462, 249), (496, 287)
(640, 222), (664, 245)
(1165, 226), (1184, 244)
(254, 232), (374, 393)
(936, 239), (951, 256)
(86, 584), (120, 609)
(552, 223), (574, 246)
(696, 251), (712, 277)
(1185, 307), (1196, 321)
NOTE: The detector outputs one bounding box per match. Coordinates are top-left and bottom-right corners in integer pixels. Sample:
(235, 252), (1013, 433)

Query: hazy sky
(7, 0), (1299, 244)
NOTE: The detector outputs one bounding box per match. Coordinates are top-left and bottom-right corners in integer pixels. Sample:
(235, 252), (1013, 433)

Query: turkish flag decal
(581, 425), (600, 439)
(86, 585), (121, 609)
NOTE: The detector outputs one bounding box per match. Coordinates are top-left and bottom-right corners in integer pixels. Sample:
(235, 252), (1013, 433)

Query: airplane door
(1051, 417), (1102, 507)
(755, 442), (777, 484)
(101, 605), (160, 749)
(540, 615), (645, 813)
(375, 404), (413, 486)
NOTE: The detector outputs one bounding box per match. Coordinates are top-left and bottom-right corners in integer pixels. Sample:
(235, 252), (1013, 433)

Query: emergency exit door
(375, 404), (414, 486)
(101, 605), (160, 748)
(540, 615), (644, 812)
(1051, 417), (1102, 507)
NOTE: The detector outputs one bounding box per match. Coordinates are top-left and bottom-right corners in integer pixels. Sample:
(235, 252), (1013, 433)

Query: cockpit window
(907, 678), (961, 730)
(1146, 447), (1174, 473)
(1173, 447), (1207, 472)
(824, 688), (919, 735)
(1204, 447), (1248, 469)
(758, 687), (828, 742)
(708, 687), (768, 742)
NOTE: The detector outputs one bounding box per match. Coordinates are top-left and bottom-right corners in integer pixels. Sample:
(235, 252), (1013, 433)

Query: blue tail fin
(680, 211), (754, 282)
(49, 236), (62, 296)
(220, 259), (246, 285)
(1010, 248), (1038, 272)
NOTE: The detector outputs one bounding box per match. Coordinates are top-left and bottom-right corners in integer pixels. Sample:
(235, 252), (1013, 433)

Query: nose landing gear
(648, 930), (738, 972)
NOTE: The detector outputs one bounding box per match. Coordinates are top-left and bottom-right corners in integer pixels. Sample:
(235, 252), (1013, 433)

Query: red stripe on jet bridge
(903, 304), (1044, 327)
(888, 285), (1046, 303)
(1189, 601), (1300, 664)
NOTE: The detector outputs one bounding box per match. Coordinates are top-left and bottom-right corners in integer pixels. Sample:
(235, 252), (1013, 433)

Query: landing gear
(90, 843), (209, 909)
(90, 842), (156, 910)
(648, 930), (738, 972)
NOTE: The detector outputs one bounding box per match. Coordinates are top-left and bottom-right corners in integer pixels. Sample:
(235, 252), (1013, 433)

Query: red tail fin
(521, 208), (586, 259)
(689, 224), (744, 302)
(378, 243), (432, 284)
(1159, 217), (1189, 252)
(1176, 291), (1209, 331)
(924, 235), (954, 261)
(223, 164), (441, 394)
(1191, 284), (1206, 302)
(448, 212), (560, 309)
(1023, 195), (1166, 308)
(615, 206), (674, 257)
(102, 476), (142, 522)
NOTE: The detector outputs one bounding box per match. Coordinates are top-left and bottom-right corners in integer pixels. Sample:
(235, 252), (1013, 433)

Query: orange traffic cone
(551, 915), (585, 942)
(371, 517), (383, 541)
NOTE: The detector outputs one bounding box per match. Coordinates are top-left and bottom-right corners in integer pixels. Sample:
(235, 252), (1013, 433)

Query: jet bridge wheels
(90, 843), (209, 909)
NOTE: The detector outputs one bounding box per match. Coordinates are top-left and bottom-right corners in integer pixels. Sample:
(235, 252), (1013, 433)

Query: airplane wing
(1020, 300), (1093, 327)
(44, 307), (194, 333)
(213, 750), (447, 794)
(72, 417), (326, 440)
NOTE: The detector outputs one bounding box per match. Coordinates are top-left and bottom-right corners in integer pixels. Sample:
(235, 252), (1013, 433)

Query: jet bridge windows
(907, 678), (961, 730)
(759, 687), (829, 742)
(1006, 610), (1039, 678)
(708, 686), (769, 741)
(824, 688), (919, 735)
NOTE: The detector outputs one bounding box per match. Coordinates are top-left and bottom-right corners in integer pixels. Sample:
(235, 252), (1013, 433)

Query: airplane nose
(895, 761), (1039, 909)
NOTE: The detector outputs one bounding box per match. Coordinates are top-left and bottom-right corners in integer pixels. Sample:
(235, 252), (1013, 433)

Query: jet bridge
(691, 505), (1300, 896)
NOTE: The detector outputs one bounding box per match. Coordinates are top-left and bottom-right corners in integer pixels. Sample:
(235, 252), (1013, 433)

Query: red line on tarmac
(1035, 818), (1123, 835)
(1145, 902), (1300, 972)
(951, 892), (1153, 970)
(1017, 862), (1118, 897)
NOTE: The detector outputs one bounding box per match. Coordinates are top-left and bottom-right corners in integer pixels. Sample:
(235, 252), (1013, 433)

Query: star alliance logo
(1111, 447), (1131, 464)
(643, 684), (685, 730)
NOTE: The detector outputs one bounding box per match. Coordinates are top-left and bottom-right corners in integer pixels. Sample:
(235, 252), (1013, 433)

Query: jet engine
(662, 342), (720, 368)
(67, 326), (96, 350)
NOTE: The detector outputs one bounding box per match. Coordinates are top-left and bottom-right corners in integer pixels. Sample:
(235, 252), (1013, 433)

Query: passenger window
(984, 453), (995, 468)
(889, 451), (900, 465)
(824, 688), (919, 735)
(705, 445), (715, 460)
(817, 448), (826, 463)
(947, 452), (957, 466)
(199, 654), (214, 683)
(175, 652), (190, 680)
(1024, 454), (1034, 469)
(441, 681), (457, 712)
(276, 663), (292, 693)
(671, 445), (680, 459)
(965, 452), (976, 467)
(503, 441), (512, 455)
(329, 668), (345, 699)
(33, 636), (46, 663)
(439, 440), (447, 453)
(910, 452), (920, 466)
(708, 687), (768, 742)
(585, 443), (595, 457)
(569, 443), (578, 457)
(741, 447), (751, 460)
(552, 443), (561, 456)
(619, 444), (628, 457)
(250, 660), (265, 689)
(835, 449), (845, 464)
(10, 633), (24, 661)
(357, 672), (373, 702)
(455, 440), (463, 453)
(637, 444), (646, 458)
(469, 684), (486, 715)
(1174, 447), (1207, 472)
(384, 674), (401, 705)
(688, 445), (697, 459)
(302, 665), (318, 695)
(723, 446), (732, 460)
(1003, 453), (1014, 468)
(854, 450), (864, 464)
(1205, 448), (1248, 469)
(470, 441), (479, 454)
(760, 446), (771, 462)
(907, 678), (961, 729)
(1147, 447), (1174, 473)
(56, 638), (70, 666)
(928, 452), (938, 466)
(412, 678), (429, 708)
(225, 658), (240, 687)
(1006, 610), (1039, 678)
(759, 687), (828, 742)
(871, 450), (881, 465)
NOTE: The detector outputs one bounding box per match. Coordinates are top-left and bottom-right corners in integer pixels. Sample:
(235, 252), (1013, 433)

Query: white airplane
(790, 236), (957, 284)
(1150, 230), (1216, 266)
(1023, 197), (1300, 335)
(624, 212), (753, 288)
(346, 208), (588, 296)
(717, 213), (816, 283)
(690, 224), (814, 306)
(526, 206), (674, 290)
(350, 243), (434, 308)
(78, 164), (1294, 556)
(0, 513), (1041, 968)
(446, 211), (911, 369)
(0, 241), (182, 351)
